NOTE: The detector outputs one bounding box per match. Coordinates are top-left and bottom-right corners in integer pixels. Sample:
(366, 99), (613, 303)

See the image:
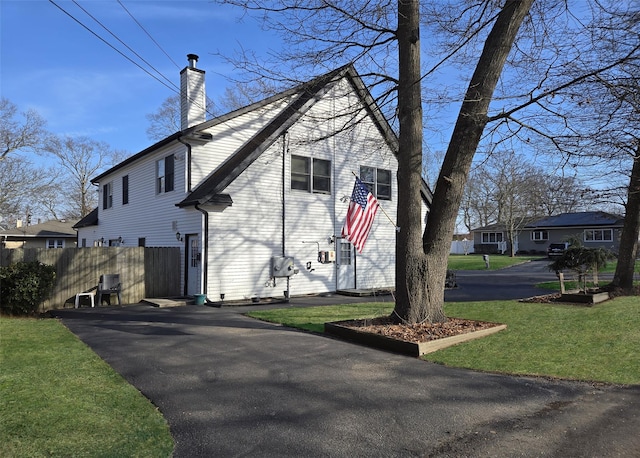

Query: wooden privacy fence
(0, 247), (181, 312)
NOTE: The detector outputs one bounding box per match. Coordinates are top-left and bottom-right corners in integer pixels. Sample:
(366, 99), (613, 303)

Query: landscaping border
(324, 321), (507, 357)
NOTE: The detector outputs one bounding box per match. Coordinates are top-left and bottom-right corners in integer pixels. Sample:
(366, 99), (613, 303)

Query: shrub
(0, 261), (56, 315)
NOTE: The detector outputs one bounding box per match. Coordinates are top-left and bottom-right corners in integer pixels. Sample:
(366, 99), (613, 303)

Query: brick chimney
(180, 54), (206, 130)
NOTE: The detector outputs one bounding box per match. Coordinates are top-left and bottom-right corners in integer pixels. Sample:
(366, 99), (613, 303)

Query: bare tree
(0, 98), (46, 161)
(43, 136), (120, 218)
(216, 0), (640, 320)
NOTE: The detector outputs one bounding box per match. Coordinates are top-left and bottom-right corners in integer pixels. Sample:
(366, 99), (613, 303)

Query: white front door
(186, 234), (201, 295)
(337, 240), (355, 290)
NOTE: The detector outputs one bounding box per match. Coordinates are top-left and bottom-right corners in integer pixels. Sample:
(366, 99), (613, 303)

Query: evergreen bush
(0, 261), (56, 315)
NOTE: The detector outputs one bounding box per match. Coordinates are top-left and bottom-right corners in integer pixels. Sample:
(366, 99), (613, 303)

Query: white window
(584, 229), (613, 242)
(531, 230), (548, 241)
(291, 155), (331, 194)
(340, 241), (352, 265)
(157, 155), (175, 194)
(360, 166), (392, 200)
(47, 239), (64, 249)
(103, 182), (113, 209)
(481, 232), (503, 244)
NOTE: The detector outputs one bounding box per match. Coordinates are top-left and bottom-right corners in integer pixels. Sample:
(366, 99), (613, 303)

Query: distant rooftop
(525, 211), (623, 228)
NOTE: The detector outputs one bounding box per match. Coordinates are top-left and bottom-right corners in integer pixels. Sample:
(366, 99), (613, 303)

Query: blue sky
(1, 0), (280, 155)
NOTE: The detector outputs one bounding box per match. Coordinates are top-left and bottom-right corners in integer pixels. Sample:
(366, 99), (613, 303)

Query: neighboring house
(471, 222), (513, 255)
(471, 211), (624, 255)
(0, 219), (78, 249)
(75, 55), (432, 301)
(520, 211), (624, 254)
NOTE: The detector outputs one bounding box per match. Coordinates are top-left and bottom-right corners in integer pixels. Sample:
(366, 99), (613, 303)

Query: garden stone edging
(324, 321), (508, 357)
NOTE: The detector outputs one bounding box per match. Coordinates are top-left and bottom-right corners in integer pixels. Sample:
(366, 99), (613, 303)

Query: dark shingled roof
(525, 211), (624, 228)
(89, 64), (433, 210)
(72, 208), (98, 229)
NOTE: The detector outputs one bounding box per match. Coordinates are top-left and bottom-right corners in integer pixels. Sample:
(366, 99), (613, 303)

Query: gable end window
(157, 155), (175, 194)
(291, 155), (331, 194)
(360, 166), (392, 200)
(531, 230), (548, 241)
(584, 229), (613, 242)
(103, 182), (113, 209)
(122, 175), (129, 205)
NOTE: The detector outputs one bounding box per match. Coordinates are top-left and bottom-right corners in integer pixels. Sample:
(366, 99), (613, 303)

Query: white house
(75, 55), (432, 302)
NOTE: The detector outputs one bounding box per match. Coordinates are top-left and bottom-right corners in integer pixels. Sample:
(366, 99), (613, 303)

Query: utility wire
(71, 0), (178, 91)
(117, 0), (181, 70)
(48, 0), (177, 94)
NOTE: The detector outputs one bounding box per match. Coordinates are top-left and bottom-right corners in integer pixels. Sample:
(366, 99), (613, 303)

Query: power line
(71, 0), (178, 91)
(49, 0), (218, 125)
(117, 0), (181, 70)
(48, 0), (177, 94)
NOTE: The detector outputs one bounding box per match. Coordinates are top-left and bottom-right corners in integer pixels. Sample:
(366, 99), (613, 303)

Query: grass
(537, 280), (597, 291)
(447, 254), (541, 270)
(0, 317), (174, 457)
(247, 297), (640, 385)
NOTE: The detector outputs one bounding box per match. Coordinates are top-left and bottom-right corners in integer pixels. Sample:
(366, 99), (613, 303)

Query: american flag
(341, 178), (380, 253)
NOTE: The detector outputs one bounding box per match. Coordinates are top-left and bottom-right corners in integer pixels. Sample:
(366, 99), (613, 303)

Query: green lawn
(247, 297), (640, 385)
(447, 254), (541, 270)
(0, 318), (174, 457)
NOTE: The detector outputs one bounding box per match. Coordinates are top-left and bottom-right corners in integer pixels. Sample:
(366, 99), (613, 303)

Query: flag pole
(351, 171), (400, 232)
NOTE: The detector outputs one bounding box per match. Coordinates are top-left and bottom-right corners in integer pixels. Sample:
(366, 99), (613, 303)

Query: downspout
(282, 132), (290, 301)
(178, 136), (197, 296)
(195, 203), (208, 295)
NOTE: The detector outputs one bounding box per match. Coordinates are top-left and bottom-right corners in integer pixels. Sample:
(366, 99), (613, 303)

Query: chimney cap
(187, 54), (199, 68)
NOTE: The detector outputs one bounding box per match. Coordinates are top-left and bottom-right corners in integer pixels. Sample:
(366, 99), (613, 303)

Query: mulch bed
(338, 316), (500, 344)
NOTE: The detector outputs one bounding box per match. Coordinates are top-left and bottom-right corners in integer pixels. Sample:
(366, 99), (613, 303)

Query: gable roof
(90, 64), (433, 208)
(525, 212), (624, 229)
(1, 219), (78, 239)
(177, 64), (430, 208)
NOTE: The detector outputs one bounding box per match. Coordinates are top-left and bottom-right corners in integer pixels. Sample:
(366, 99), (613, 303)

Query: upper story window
(103, 182), (113, 209)
(481, 232), (503, 243)
(291, 155), (331, 194)
(584, 229), (613, 242)
(531, 230), (548, 241)
(360, 166), (392, 200)
(122, 175), (129, 205)
(157, 155), (175, 194)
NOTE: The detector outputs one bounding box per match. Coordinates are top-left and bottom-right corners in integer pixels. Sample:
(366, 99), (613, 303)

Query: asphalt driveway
(53, 261), (639, 457)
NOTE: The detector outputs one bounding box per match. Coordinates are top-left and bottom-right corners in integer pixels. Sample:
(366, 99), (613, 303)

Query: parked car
(547, 242), (569, 258)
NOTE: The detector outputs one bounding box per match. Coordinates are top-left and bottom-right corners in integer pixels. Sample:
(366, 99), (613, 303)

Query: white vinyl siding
(79, 74), (400, 301)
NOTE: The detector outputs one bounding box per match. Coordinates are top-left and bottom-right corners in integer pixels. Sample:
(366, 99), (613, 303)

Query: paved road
(445, 259), (560, 301)
(53, 262), (639, 457)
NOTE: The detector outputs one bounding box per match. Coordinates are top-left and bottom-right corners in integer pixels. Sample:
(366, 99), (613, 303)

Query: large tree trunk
(612, 145), (640, 292)
(395, 0), (440, 323)
(394, 0), (533, 324)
